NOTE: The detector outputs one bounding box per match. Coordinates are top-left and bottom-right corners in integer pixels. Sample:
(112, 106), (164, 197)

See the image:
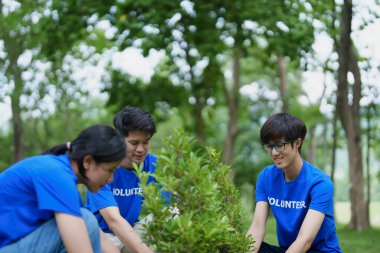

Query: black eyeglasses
(262, 141), (293, 153)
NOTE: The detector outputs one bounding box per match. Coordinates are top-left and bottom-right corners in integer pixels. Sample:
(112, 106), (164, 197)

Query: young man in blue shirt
(86, 106), (157, 253)
(247, 113), (342, 253)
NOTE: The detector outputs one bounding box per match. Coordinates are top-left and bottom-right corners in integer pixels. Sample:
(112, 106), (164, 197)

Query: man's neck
(283, 155), (303, 182)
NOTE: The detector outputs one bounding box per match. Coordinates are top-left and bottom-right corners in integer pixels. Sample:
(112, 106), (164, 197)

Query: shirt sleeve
(309, 176), (334, 214)
(32, 169), (82, 217)
(86, 183), (118, 213)
(255, 170), (267, 202)
(145, 154), (171, 204)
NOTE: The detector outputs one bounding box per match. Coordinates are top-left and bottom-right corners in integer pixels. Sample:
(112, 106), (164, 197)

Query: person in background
(0, 124), (126, 253)
(247, 112), (342, 253)
(86, 106), (161, 253)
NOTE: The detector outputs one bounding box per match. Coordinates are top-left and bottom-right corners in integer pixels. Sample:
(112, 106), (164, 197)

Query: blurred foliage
(104, 61), (189, 123)
(104, 0), (319, 148)
(0, 95), (112, 171)
(0, 129), (13, 170)
(38, 0), (115, 61)
(0, 0), (117, 167)
(1, 0), (380, 209)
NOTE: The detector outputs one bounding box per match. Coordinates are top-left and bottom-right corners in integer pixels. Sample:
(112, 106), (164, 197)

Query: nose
(136, 144), (145, 152)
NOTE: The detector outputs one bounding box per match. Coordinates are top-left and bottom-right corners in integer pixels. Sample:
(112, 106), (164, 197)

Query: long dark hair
(43, 124), (126, 177)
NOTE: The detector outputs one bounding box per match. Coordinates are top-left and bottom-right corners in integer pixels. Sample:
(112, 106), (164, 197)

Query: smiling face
(266, 138), (302, 172)
(121, 130), (151, 169)
(82, 156), (120, 193)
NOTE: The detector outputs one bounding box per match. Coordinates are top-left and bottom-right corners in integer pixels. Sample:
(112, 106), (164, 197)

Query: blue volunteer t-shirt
(86, 153), (157, 233)
(256, 160), (342, 252)
(0, 154), (82, 248)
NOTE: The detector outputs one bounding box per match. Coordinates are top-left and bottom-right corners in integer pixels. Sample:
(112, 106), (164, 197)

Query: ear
(83, 155), (94, 170)
(295, 138), (302, 148)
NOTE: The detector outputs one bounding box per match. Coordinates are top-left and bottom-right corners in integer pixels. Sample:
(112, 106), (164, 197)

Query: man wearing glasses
(247, 113), (342, 253)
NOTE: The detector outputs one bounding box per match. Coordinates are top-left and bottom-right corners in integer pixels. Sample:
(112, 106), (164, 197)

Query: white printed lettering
(113, 187), (143, 197)
(267, 197), (307, 209)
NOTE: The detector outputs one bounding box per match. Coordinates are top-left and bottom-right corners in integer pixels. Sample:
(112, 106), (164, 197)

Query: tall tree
(218, 0), (259, 165)
(361, 94), (379, 226)
(109, 0), (317, 167)
(0, 0), (35, 161)
(109, 1), (223, 143)
(0, 0), (114, 161)
(278, 56), (289, 112)
(336, 0), (369, 230)
(330, 109), (338, 184)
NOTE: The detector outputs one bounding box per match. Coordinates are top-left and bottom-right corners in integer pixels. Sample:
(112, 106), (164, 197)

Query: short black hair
(113, 106), (156, 137)
(260, 112), (307, 152)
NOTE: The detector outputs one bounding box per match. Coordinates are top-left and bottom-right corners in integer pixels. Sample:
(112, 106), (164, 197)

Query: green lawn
(337, 223), (380, 253)
(263, 217), (380, 253)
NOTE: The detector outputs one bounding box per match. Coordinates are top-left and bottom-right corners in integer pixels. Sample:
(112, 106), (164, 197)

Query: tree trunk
(223, 46), (241, 165)
(330, 109), (338, 184)
(307, 126), (316, 165)
(278, 56), (288, 112)
(194, 97), (206, 143)
(10, 82), (24, 162)
(330, 108), (338, 219)
(365, 105), (372, 225)
(184, 45), (206, 143)
(321, 121), (329, 171)
(348, 45), (369, 229)
(3, 32), (24, 162)
(336, 0), (369, 230)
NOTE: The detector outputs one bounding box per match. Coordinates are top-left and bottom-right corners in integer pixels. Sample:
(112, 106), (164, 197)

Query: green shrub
(136, 130), (254, 253)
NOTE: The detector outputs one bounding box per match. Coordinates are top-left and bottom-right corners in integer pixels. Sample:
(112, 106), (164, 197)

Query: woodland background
(1, 0), (380, 235)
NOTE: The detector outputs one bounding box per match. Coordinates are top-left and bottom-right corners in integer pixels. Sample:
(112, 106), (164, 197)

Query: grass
(262, 215), (380, 253)
(337, 223), (380, 253)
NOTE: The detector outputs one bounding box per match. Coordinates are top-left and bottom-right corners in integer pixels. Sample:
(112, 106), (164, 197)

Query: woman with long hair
(0, 124), (126, 253)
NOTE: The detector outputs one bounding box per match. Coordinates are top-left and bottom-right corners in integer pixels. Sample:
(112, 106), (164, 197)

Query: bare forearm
(285, 237), (312, 253)
(110, 220), (153, 253)
(100, 207), (154, 253)
(247, 202), (269, 253)
(286, 209), (325, 253)
(247, 225), (265, 253)
(250, 232), (265, 253)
